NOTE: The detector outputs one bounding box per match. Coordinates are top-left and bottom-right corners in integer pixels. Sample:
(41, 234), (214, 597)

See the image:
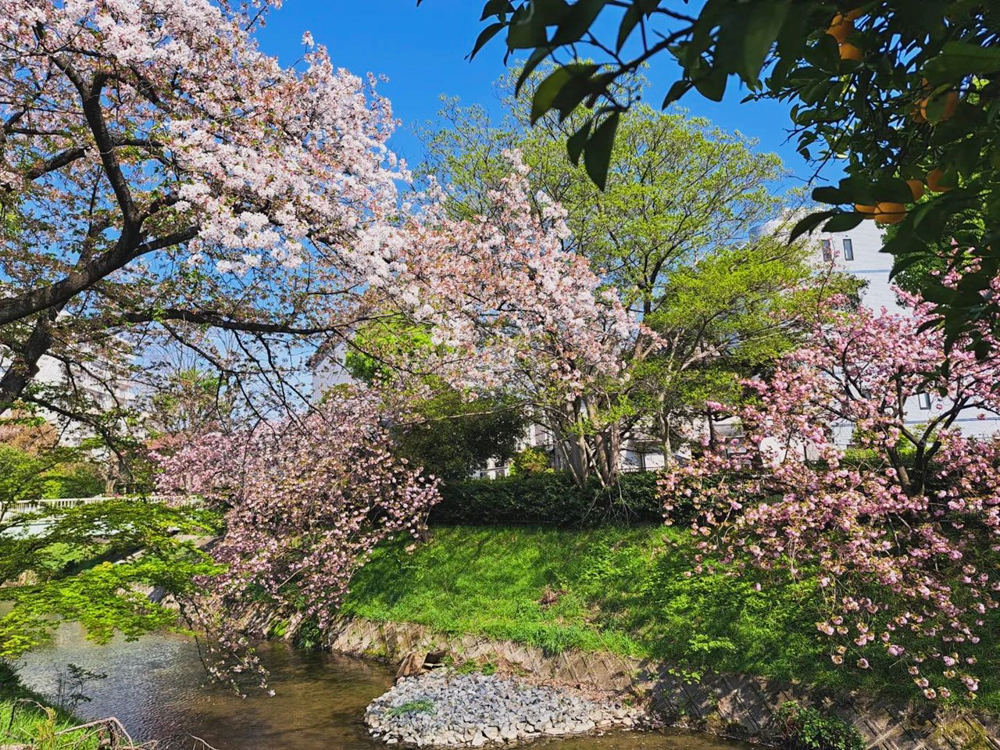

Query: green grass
(0, 661), (98, 749)
(384, 699), (436, 718)
(342, 525), (1000, 712)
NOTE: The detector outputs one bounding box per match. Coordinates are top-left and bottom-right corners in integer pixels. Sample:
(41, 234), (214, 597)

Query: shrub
(777, 702), (865, 750)
(432, 471), (665, 526)
(509, 447), (551, 476)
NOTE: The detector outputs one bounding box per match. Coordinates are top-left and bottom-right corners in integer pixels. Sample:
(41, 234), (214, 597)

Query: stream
(15, 624), (749, 750)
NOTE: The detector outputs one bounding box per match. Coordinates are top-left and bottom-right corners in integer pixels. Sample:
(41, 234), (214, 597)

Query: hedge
(431, 471), (665, 527)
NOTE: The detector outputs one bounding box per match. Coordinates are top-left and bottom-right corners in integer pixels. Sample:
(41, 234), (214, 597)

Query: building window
(843, 238), (854, 261)
(821, 239), (833, 261)
(917, 392), (931, 410)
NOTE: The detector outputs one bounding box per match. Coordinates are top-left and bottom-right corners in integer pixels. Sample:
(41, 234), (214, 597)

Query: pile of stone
(365, 669), (645, 747)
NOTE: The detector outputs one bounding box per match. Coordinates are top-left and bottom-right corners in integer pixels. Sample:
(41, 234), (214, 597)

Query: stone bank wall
(324, 617), (1000, 750)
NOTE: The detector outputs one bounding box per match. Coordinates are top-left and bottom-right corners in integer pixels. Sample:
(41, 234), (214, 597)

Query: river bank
(311, 524), (1000, 750)
(0, 660), (100, 749)
(336, 525), (1000, 712)
(10, 623), (748, 750)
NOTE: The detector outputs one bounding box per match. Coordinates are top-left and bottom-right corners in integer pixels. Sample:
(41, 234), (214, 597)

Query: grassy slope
(342, 525), (1000, 711)
(0, 662), (97, 748)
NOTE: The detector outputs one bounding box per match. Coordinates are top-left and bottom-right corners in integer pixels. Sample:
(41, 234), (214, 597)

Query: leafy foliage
(433, 472), (665, 526)
(777, 702), (865, 750)
(344, 320), (528, 482)
(509, 446), (551, 475)
(441, 0), (1000, 346)
(392, 391), (527, 482)
(0, 500), (220, 657)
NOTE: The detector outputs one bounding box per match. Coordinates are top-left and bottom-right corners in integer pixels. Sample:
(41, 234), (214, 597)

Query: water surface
(16, 625), (747, 750)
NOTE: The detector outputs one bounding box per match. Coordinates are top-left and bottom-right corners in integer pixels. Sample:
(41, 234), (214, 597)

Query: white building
(807, 220), (1000, 443)
(0, 350), (134, 448)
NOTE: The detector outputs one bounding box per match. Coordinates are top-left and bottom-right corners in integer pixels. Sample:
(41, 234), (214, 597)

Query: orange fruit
(912, 107), (927, 124)
(906, 179), (926, 201)
(855, 203), (877, 217)
(919, 90), (959, 122)
(926, 168), (953, 193)
(874, 202), (906, 225)
(839, 43), (863, 61)
(826, 18), (854, 43)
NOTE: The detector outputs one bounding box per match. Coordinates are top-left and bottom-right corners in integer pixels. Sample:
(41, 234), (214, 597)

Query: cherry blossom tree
(155, 389), (440, 686)
(660, 293), (1000, 701)
(0, 0), (404, 440)
(349, 154), (642, 486)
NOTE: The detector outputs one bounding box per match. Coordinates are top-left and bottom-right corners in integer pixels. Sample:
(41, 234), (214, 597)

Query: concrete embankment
(324, 617), (1000, 750)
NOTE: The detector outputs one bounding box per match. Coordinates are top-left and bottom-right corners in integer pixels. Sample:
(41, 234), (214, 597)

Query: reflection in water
(16, 625), (746, 750)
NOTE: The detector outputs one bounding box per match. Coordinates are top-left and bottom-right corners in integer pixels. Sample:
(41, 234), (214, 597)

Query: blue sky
(257, 1), (834, 188)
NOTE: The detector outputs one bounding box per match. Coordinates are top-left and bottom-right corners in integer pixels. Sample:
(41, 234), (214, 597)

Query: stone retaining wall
(324, 617), (1000, 750)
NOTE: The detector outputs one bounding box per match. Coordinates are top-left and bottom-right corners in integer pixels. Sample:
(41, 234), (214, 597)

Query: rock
(395, 651), (429, 681)
(365, 667), (647, 747)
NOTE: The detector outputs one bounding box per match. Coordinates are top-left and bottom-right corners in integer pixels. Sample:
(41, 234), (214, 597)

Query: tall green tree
(420, 74), (850, 476)
(640, 238), (856, 458)
(420, 71), (788, 317)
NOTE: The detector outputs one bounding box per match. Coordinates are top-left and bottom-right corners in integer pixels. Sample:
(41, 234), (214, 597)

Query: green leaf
(515, 46), (554, 94)
(662, 79), (692, 108)
(566, 120), (591, 166)
(479, 0), (515, 19)
(616, 4), (642, 53)
(551, 0), (608, 45)
(789, 210), (836, 242)
(693, 68), (727, 102)
(812, 185), (846, 204)
(822, 212), (864, 233)
(531, 64), (597, 123)
(532, 0), (571, 25)
(507, 6), (548, 49)
(583, 111), (620, 190)
(469, 22), (506, 59)
(872, 177), (916, 204)
(741, 0), (791, 85)
(924, 41), (1000, 80)
(915, 315), (942, 334)
(551, 69), (602, 121)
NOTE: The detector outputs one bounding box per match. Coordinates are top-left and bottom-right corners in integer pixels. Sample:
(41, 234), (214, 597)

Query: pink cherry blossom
(661, 293), (1000, 699)
(155, 389), (439, 687)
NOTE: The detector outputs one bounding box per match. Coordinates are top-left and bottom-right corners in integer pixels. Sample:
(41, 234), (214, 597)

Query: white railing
(6, 495), (195, 517)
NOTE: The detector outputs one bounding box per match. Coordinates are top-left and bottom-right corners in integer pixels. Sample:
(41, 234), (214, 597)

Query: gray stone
(364, 667), (646, 747)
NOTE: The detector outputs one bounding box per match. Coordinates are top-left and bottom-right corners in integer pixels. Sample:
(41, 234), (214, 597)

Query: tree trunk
(660, 410), (677, 469)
